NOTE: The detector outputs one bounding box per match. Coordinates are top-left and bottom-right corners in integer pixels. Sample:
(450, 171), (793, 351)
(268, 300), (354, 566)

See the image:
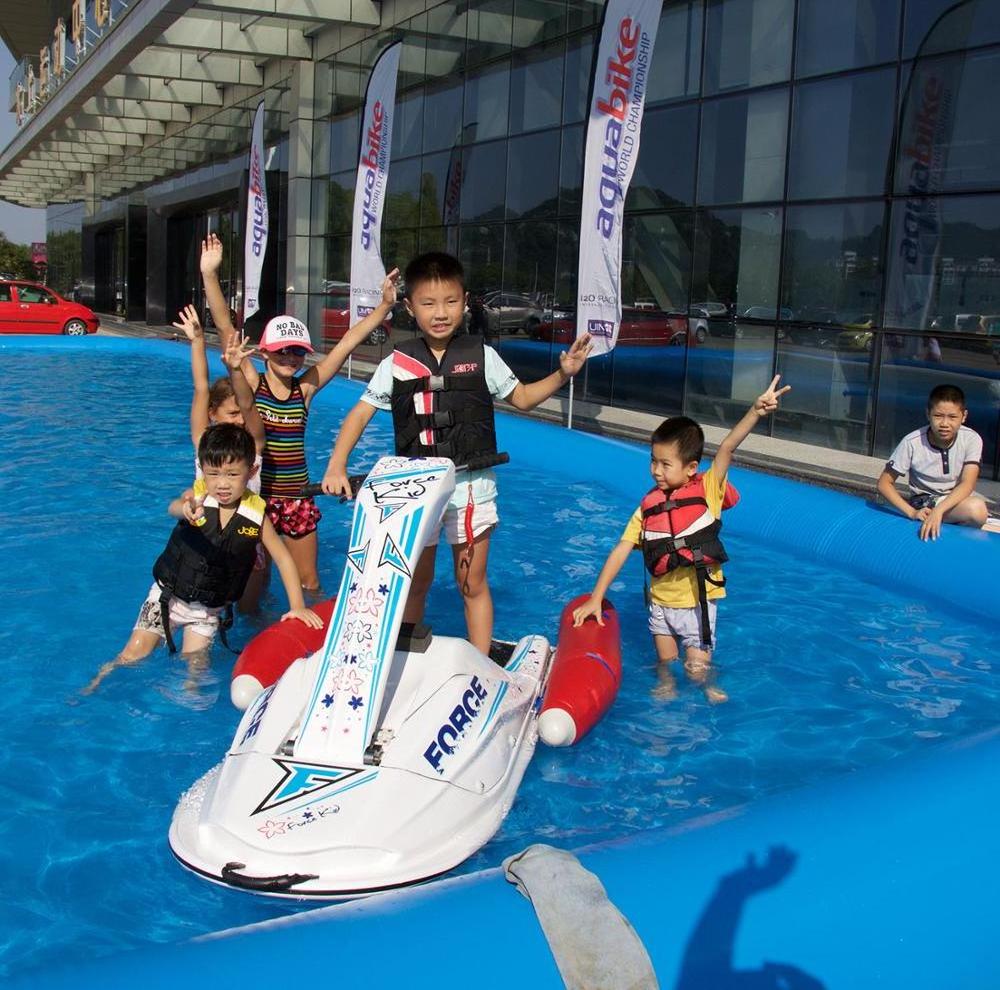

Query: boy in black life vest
(84, 424), (322, 695)
(321, 252), (592, 655)
(573, 375), (790, 704)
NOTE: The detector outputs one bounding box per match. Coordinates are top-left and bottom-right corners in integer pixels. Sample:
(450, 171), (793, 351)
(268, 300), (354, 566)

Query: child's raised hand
(200, 233), (224, 276)
(181, 489), (205, 524)
(753, 374), (792, 416)
(223, 332), (256, 370)
(172, 304), (203, 340)
(559, 332), (593, 379)
(572, 595), (604, 628)
(382, 267), (401, 307)
(281, 606), (325, 629)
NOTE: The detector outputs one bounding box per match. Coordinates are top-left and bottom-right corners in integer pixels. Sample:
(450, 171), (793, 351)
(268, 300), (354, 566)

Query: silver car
(482, 291), (543, 334)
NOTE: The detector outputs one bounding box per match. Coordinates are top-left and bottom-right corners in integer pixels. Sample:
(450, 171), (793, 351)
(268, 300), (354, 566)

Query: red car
(0, 280), (99, 335)
(530, 306), (702, 347)
(321, 287), (391, 348)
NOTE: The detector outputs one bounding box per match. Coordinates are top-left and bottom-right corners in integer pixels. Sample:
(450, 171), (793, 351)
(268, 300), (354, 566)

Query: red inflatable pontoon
(538, 594), (622, 746)
(230, 598), (335, 709)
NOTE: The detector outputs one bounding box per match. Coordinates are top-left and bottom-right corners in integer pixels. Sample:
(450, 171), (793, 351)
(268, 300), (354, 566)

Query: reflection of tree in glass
(675, 846), (826, 990)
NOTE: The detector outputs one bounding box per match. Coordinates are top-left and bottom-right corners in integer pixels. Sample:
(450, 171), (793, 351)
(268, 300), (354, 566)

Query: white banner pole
(576, 0), (661, 357)
(350, 42), (401, 333)
(243, 100), (267, 323)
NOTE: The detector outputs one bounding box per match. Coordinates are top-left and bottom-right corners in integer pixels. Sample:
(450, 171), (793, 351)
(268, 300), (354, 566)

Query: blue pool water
(2, 344), (999, 978)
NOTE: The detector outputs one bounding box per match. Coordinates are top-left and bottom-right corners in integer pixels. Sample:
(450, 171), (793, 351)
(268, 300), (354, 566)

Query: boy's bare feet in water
(651, 667), (678, 701)
(704, 684), (729, 704)
(181, 647), (211, 694)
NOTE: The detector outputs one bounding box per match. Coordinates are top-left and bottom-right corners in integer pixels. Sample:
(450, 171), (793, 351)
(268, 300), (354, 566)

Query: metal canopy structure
(0, 0), (380, 207)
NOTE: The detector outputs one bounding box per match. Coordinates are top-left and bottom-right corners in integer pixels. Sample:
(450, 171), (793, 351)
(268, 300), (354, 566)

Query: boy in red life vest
(573, 375), (791, 704)
(321, 252), (592, 655)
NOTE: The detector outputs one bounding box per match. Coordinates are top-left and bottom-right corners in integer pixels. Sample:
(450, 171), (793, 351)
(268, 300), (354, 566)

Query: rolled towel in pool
(502, 843), (658, 990)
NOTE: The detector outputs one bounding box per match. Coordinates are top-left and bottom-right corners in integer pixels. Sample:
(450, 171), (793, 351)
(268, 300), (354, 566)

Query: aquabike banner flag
(351, 41), (401, 327)
(243, 100), (267, 321)
(884, 56), (963, 330)
(576, 0), (661, 355)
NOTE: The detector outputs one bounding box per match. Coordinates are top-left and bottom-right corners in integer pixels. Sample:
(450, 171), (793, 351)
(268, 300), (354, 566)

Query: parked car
(320, 286), (391, 347)
(686, 306), (711, 343)
(743, 305), (794, 321)
(530, 306), (701, 347)
(0, 280), (99, 335)
(482, 291), (544, 334)
(690, 300), (730, 318)
(835, 314), (874, 352)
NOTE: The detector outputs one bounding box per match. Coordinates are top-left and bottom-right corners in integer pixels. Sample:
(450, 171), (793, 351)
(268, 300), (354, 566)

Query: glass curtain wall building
(308, 0), (1000, 477)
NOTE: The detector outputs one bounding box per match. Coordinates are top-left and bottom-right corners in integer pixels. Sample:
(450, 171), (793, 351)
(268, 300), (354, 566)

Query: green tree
(0, 234), (33, 279)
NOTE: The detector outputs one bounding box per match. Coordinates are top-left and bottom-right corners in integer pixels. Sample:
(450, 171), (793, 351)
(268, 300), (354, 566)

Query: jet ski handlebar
(300, 452), (510, 500)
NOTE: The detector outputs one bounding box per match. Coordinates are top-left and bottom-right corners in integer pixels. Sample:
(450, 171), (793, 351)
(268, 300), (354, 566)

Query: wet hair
(198, 423), (255, 469)
(651, 416), (704, 465)
(207, 377), (236, 413)
(404, 252), (466, 295)
(927, 384), (966, 410)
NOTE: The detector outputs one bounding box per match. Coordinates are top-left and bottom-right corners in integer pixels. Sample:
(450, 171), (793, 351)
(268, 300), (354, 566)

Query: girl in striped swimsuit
(200, 233), (399, 592)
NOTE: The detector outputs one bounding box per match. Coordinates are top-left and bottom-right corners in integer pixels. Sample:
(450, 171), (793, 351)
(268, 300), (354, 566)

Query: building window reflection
(781, 202), (884, 328)
(795, 0), (900, 77)
(693, 206), (783, 318)
(698, 89), (788, 205)
(704, 0), (793, 95)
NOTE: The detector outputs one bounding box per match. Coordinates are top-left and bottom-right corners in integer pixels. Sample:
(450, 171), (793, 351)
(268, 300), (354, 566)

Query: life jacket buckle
(432, 409), (454, 427)
(428, 375), (446, 392)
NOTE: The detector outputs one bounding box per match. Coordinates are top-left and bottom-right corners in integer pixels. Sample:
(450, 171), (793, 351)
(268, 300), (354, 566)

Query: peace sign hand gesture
(753, 375), (792, 417)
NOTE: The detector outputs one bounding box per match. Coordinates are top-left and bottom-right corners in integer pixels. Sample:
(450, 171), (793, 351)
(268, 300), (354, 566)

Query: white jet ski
(169, 454), (553, 898)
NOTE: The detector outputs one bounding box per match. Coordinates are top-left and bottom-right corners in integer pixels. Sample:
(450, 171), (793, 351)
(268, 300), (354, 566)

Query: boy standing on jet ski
(321, 252), (592, 654)
(573, 376), (790, 704)
(84, 424), (322, 695)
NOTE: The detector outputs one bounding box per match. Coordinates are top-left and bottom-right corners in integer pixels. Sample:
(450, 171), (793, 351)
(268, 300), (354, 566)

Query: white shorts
(426, 492), (499, 547)
(134, 582), (224, 643)
(649, 600), (717, 652)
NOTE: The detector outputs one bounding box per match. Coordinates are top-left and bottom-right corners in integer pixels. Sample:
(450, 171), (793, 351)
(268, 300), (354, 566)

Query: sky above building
(0, 46), (47, 245)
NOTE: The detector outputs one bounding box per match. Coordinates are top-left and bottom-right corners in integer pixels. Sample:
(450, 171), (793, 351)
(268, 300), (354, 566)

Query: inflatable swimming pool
(2, 336), (997, 987)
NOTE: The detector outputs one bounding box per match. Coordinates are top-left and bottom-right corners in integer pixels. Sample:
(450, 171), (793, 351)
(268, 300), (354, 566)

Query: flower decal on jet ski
(349, 696), (363, 710)
(348, 586), (385, 617)
(333, 668), (363, 695)
(257, 819), (288, 839)
(344, 619), (373, 643)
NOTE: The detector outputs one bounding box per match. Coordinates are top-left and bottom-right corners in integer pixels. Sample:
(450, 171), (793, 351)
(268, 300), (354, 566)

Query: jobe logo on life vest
(423, 676), (489, 774)
(236, 526), (260, 537)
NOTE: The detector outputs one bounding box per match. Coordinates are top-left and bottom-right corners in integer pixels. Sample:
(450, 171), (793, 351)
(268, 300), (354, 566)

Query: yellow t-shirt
(622, 465), (729, 609)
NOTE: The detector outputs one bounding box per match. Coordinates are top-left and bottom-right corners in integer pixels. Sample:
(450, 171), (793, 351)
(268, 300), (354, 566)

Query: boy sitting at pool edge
(83, 424), (322, 695)
(573, 376), (791, 704)
(877, 383), (989, 541)
(321, 251), (592, 655)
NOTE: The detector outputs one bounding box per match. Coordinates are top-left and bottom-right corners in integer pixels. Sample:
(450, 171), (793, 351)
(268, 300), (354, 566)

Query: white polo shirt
(886, 425), (983, 496)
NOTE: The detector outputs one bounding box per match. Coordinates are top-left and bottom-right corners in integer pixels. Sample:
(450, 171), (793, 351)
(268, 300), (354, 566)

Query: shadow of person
(675, 845), (826, 990)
